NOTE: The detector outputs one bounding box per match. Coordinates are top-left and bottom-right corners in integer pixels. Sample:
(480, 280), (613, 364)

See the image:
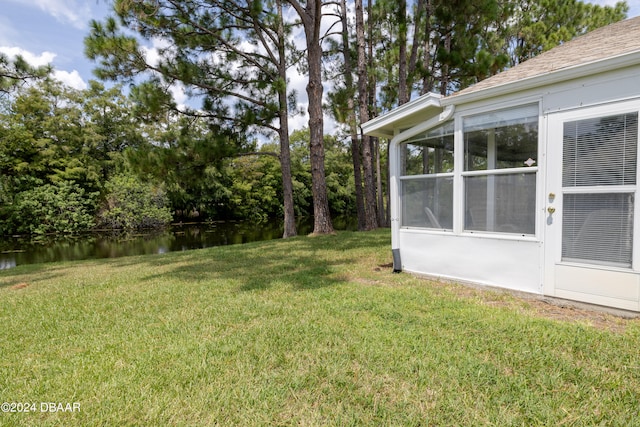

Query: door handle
(547, 207), (556, 214)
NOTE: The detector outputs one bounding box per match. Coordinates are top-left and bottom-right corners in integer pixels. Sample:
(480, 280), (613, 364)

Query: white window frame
(559, 108), (639, 268)
(459, 103), (541, 238)
(398, 121), (455, 231)
(546, 99), (640, 273)
(399, 173), (455, 231)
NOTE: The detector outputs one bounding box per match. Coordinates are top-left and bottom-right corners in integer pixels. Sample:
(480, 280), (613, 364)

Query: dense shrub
(97, 175), (172, 230)
(10, 181), (98, 235)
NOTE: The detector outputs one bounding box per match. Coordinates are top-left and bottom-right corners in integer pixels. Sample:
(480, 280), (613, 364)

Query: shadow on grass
(128, 230), (390, 293)
(0, 263), (68, 289)
(0, 230), (391, 294)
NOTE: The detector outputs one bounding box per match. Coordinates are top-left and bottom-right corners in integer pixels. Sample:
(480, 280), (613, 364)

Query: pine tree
(85, 0), (301, 237)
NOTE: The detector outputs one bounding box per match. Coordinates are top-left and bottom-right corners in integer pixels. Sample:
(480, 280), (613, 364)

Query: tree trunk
(308, 49), (333, 234)
(397, 0), (409, 105)
(356, 0), (378, 230)
(339, 0), (366, 230)
(290, 0), (334, 234)
(367, 0), (376, 119)
(407, 0), (424, 99)
(367, 0), (386, 226)
(440, 29), (451, 96)
(422, 0), (434, 94)
(278, 124), (297, 238)
(276, 0), (297, 238)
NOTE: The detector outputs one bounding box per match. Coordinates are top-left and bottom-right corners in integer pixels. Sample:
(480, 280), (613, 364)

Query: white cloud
(141, 39), (190, 110)
(169, 82), (188, 110)
(587, 0), (621, 5)
(53, 70), (87, 90)
(0, 46), (88, 90)
(285, 68), (309, 133)
(142, 37), (174, 67)
(288, 105), (309, 133)
(287, 68), (309, 104)
(0, 46), (56, 67)
(7, 0), (91, 29)
(141, 46), (161, 67)
(587, 0), (640, 16)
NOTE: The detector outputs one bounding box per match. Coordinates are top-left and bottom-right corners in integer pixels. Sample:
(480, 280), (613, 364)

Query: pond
(0, 217), (356, 270)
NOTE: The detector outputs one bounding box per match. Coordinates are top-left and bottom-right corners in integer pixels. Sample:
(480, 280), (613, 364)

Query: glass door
(544, 102), (640, 311)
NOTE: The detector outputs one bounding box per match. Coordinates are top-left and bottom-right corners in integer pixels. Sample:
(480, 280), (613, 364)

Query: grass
(1, 229), (639, 426)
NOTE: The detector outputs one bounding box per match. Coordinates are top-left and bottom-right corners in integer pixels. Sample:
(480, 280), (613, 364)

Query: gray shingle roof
(449, 16), (640, 98)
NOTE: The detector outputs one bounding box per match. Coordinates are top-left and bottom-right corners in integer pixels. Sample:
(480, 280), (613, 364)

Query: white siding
(398, 230), (542, 294)
(388, 62), (640, 311)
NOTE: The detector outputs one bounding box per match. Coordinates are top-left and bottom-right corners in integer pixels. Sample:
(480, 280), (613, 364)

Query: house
(362, 17), (640, 312)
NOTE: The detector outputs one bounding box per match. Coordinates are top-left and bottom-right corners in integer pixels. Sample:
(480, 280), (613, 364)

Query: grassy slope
(1, 229), (639, 426)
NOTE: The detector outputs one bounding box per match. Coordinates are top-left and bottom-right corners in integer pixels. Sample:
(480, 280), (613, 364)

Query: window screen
(563, 113), (638, 187)
(561, 112), (638, 267)
(401, 177), (453, 230)
(464, 173), (536, 234)
(462, 103), (539, 235)
(402, 121), (454, 176)
(562, 193), (634, 266)
(464, 104), (538, 171)
(400, 121), (454, 230)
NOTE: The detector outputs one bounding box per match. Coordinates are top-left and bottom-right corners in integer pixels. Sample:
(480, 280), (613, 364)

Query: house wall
(542, 66), (640, 115)
(392, 63), (640, 309)
(399, 230), (542, 294)
(453, 65), (640, 117)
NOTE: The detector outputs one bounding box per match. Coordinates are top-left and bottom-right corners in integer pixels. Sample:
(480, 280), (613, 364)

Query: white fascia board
(441, 50), (640, 107)
(361, 92), (443, 138)
(387, 104), (455, 250)
(390, 105), (456, 146)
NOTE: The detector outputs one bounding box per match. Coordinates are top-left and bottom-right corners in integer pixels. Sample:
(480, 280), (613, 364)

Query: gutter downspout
(387, 104), (456, 273)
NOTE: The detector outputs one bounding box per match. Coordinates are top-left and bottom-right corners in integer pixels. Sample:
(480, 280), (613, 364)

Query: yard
(1, 229), (638, 426)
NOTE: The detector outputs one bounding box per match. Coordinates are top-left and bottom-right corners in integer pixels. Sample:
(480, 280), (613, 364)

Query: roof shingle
(450, 16), (640, 98)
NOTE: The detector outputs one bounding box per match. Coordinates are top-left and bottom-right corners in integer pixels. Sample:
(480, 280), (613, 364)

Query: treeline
(0, 0), (628, 237)
(0, 79), (356, 235)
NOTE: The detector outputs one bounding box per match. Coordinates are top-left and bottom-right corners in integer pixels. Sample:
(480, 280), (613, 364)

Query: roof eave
(441, 50), (640, 107)
(361, 92), (443, 138)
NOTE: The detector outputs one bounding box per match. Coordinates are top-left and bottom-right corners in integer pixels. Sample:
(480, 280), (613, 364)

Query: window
(465, 173), (536, 234)
(463, 104), (539, 234)
(403, 122), (454, 175)
(563, 113), (637, 187)
(400, 121), (454, 230)
(562, 112), (638, 267)
(562, 193), (634, 266)
(402, 177), (453, 229)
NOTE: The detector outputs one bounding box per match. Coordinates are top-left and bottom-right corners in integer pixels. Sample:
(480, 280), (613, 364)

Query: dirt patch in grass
(371, 265), (639, 334)
(520, 299), (634, 333)
(445, 282), (639, 334)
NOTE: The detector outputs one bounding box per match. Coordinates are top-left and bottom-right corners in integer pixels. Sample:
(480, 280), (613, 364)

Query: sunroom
(362, 17), (640, 311)
(400, 103), (538, 235)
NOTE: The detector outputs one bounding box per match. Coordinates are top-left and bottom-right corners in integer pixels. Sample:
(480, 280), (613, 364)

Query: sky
(1, 0), (639, 130)
(1, 0), (111, 90)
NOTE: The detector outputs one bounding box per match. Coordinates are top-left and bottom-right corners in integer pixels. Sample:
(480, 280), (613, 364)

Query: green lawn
(1, 229), (639, 426)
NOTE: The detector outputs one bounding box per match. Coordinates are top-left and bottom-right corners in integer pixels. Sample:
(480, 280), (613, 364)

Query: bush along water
(97, 175), (173, 231)
(7, 181), (98, 235)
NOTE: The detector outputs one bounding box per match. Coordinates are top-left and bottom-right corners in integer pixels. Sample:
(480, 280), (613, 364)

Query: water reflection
(0, 257), (17, 269)
(0, 217), (355, 270)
